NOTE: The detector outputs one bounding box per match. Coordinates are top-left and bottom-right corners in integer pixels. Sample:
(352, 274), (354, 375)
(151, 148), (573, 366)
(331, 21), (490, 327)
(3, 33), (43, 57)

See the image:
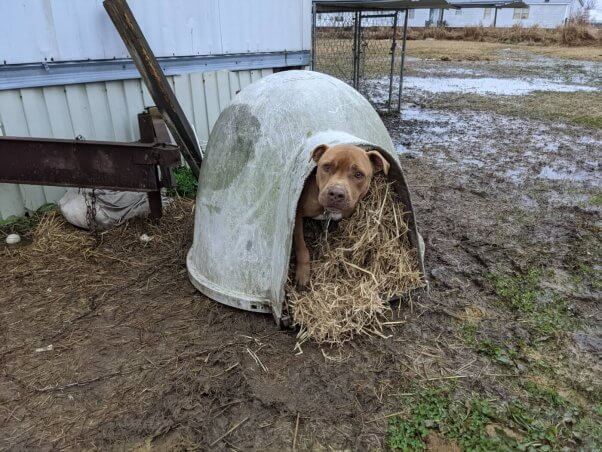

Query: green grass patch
(388, 385), (601, 451)
(573, 115), (602, 129)
(0, 203), (56, 235)
(171, 166), (198, 198)
(589, 193), (602, 206)
(488, 269), (576, 337)
(522, 381), (567, 408)
(460, 322), (522, 366)
(387, 388), (501, 451)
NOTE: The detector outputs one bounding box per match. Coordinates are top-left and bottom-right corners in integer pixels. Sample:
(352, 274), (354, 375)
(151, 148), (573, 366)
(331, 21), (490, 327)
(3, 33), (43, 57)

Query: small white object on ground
(35, 344), (53, 353)
(140, 234), (152, 243)
(5, 233), (21, 245)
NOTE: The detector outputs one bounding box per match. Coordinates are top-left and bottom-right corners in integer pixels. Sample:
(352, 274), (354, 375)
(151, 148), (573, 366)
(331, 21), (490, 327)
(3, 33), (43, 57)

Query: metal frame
(0, 112), (180, 220)
(398, 9), (409, 110)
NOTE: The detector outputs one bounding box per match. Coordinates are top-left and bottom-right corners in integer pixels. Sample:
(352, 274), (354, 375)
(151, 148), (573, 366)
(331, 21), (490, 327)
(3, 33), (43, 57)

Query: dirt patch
(1, 48), (601, 450)
(0, 199), (462, 450)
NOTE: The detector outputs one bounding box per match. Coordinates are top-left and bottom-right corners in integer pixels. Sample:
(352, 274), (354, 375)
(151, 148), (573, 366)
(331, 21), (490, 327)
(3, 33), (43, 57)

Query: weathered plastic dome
(186, 70), (424, 325)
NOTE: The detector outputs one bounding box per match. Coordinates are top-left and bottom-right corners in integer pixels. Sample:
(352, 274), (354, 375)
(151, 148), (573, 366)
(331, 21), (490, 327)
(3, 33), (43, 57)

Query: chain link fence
(312, 10), (408, 113)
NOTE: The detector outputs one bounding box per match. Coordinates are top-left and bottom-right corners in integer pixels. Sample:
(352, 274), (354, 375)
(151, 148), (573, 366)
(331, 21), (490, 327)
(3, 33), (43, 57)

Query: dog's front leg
(293, 211), (310, 288)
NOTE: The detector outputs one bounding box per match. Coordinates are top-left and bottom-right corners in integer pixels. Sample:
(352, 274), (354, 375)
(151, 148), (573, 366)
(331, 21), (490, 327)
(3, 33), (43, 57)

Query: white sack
(58, 188), (150, 230)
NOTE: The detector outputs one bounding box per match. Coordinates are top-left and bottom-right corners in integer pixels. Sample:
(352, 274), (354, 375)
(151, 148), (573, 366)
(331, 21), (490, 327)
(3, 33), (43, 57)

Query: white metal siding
(494, 4), (570, 27)
(0, 69), (273, 220)
(0, 0), (311, 65)
(443, 8), (496, 27)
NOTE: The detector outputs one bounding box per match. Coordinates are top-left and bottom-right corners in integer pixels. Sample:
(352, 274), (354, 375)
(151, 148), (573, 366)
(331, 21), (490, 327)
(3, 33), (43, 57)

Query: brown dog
(293, 143), (390, 287)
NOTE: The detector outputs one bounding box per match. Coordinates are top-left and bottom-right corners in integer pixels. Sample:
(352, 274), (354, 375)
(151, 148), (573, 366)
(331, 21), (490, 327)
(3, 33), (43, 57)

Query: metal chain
(84, 188), (98, 233)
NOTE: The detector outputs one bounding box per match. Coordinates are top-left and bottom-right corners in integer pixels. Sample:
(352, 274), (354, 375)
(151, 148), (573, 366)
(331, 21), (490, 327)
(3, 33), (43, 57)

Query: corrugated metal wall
(0, 0), (311, 65)
(0, 68), (273, 221)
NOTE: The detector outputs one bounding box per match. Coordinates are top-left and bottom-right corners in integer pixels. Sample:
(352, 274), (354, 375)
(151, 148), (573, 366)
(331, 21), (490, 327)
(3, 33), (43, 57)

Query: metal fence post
(387, 11), (399, 113)
(397, 9), (409, 112)
(311, 3), (317, 70)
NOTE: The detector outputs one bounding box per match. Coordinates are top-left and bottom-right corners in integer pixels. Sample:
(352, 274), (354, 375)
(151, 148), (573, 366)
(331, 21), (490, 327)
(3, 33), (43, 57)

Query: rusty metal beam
(0, 136), (179, 192)
(103, 0), (202, 178)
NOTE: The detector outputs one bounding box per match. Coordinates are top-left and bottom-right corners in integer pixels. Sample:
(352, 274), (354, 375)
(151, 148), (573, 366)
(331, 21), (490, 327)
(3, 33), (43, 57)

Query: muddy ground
(1, 47), (600, 450)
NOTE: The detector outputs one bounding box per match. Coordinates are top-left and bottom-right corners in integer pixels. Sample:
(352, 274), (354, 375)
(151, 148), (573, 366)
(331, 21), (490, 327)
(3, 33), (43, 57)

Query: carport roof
(314, 0), (527, 10)
(449, 0), (527, 8)
(314, 0), (451, 12)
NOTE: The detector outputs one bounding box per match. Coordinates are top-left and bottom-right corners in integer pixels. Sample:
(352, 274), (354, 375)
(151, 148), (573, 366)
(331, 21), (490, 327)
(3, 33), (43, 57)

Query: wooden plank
(103, 0), (202, 177)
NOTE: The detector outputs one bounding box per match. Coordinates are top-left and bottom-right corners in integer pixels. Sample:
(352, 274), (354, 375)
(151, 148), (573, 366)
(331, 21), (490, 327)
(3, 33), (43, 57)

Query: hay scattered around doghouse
(287, 175), (425, 346)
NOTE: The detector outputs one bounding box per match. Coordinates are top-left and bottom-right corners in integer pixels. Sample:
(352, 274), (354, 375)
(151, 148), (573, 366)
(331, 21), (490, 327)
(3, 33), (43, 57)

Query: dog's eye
(354, 171), (364, 179)
(322, 164), (332, 173)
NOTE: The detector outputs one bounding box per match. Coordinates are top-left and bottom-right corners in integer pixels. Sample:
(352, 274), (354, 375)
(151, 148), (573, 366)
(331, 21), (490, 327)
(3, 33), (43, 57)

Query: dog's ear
(310, 144), (328, 163)
(367, 150), (390, 175)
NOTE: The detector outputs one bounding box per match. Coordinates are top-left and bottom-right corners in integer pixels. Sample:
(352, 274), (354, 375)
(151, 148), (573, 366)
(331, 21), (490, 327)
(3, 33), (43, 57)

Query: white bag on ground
(58, 188), (150, 230)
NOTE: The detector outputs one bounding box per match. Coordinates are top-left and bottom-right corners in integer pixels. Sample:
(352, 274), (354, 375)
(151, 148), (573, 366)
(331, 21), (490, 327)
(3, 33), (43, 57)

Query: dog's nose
(327, 186), (346, 203)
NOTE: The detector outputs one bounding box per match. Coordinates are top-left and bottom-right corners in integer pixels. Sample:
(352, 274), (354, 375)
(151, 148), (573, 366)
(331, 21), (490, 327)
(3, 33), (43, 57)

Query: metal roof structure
(315, 0), (451, 12)
(449, 0), (527, 8)
(314, 0), (527, 10)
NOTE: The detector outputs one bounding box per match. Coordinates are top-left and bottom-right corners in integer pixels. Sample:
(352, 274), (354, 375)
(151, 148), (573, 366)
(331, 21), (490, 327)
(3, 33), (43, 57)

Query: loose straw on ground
(287, 175), (424, 346)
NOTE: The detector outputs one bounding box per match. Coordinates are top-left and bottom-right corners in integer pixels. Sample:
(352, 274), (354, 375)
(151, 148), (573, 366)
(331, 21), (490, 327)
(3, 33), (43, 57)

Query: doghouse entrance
(312, 3), (412, 113)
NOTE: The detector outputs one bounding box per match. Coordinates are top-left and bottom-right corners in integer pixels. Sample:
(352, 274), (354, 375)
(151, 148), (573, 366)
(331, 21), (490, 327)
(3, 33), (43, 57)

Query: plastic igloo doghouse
(187, 70), (425, 326)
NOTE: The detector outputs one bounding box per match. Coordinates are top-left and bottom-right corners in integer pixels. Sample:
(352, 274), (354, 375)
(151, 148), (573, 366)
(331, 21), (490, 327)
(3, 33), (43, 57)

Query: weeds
(387, 388), (501, 451)
(171, 166), (198, 198)
(406, 23), (601, 46)
(488, 270), (576, 337)
(388, 385), (601, 451)
(0, 203), (56, 236)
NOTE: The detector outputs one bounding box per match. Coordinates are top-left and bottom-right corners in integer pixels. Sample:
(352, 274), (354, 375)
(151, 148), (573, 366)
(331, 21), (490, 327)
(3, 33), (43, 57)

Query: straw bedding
(287, 175), (425, 346)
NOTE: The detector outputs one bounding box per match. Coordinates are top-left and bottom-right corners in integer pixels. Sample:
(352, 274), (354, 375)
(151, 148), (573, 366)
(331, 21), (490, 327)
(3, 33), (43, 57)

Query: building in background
(321, 0), (586, 28)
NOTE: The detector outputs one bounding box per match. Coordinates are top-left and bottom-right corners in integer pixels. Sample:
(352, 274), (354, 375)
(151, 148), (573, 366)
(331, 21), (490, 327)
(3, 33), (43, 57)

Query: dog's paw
(294, 265), (310, 289)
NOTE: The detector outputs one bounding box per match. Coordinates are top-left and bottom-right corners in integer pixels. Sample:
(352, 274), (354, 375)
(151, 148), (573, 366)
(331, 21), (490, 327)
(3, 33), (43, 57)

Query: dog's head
(310, 144), (390, 219)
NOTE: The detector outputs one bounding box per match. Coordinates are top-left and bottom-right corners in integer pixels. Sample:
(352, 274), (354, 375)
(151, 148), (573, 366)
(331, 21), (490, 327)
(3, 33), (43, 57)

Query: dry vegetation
(361, 22), (602, 47)
(287, 176), (424, 346)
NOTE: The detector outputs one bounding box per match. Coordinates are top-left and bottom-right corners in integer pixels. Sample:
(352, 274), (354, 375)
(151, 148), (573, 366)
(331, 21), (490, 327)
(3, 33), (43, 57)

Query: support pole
(103, 0), (202, 178)
(311, 3), (317, 70)
(387, 11), (399, 113)
(493, 8), (498, 27)
(352, 11), (360, 89)
(397, 9), (409, 112)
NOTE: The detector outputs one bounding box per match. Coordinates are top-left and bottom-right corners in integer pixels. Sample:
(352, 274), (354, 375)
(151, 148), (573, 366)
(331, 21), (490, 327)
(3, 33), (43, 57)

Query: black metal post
(387, 11), (399, 113)
(352, 11), (360, 89)
(397, 9), (409, 111)
(493, 8), (498, 27)
(311, 3), (317, 70)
